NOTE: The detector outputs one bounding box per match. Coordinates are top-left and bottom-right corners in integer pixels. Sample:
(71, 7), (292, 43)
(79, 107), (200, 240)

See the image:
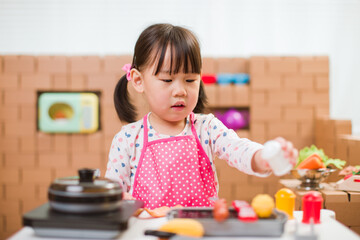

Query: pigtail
(114, 74), (137, 123)
(193, 81), (208, 113)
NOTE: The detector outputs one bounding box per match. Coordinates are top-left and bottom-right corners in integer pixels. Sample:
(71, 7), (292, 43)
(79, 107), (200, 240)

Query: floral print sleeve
(105, 127), (132, 191)
(199, 114), (268, 177)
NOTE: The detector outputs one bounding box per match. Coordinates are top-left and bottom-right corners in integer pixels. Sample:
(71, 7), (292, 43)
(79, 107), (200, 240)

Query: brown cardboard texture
(322, 190), (360, 226)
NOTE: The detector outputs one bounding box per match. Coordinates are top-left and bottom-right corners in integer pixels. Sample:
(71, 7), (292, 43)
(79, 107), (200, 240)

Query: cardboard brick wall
(314, 117), (359, 182)
(0, 55), (330, 238)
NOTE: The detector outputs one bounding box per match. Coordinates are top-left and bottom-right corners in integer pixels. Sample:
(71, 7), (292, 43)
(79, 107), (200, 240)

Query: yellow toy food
(159, 218), (204, 237)
(251, 194), (275, 218)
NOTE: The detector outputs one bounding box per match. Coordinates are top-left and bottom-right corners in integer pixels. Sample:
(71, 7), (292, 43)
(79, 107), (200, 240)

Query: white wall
(1, 0), (360, 134)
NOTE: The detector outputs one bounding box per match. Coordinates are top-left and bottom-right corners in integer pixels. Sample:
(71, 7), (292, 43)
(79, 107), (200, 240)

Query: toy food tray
(167, 207), (287, 237)
(336, 175), (360, 192)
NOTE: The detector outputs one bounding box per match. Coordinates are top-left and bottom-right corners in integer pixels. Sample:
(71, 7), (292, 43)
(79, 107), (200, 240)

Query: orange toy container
(275, 188), (296, 219)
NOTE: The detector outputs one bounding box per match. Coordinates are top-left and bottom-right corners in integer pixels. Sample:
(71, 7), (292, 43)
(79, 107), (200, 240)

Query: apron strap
(142, 114), (149, 146)
(189, 112), (198, 138)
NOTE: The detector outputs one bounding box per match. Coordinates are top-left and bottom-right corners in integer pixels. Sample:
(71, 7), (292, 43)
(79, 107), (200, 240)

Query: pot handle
(78, 168), (95, 183)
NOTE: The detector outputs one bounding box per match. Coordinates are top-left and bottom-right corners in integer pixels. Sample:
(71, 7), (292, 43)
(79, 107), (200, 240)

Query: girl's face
(141, 49), (201, 124)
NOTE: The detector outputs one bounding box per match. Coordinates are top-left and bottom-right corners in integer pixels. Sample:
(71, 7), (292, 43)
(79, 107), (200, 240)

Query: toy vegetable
(296, 153), (325, 169)
(295, 145), (346, 170)
(213, 198), (229, 222)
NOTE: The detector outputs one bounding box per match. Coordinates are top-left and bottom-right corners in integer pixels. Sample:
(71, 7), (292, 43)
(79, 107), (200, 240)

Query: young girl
(105, 23), (298, 209)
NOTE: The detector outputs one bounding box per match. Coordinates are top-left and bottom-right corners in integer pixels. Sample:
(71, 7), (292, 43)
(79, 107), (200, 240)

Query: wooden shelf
(204, 84), (250, 108)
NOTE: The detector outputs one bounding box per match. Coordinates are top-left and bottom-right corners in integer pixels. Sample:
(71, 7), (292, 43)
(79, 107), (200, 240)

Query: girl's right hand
(123, 192), (136, 200)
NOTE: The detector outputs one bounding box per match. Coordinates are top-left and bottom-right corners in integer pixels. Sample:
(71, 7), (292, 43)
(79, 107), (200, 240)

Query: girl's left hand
(273, 137), (298, 167)
(253, 137), (298, 173)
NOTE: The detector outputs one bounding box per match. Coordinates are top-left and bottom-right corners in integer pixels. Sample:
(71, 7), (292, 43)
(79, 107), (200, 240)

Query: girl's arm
(205, 116), (265, 176)
(206, 116), (297, 176)
(105, 129), (132, 192)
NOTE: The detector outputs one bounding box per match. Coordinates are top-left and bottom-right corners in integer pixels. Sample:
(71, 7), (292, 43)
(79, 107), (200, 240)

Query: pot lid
(49, 168), (122, 197)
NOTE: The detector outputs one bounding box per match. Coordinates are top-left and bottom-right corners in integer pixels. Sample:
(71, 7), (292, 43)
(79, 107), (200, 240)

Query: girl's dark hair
(114, 23), (207, 123)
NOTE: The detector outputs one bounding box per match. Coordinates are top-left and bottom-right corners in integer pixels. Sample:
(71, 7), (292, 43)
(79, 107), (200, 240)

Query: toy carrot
(296, 153), (325, 169)
(295, 145), (346, 169)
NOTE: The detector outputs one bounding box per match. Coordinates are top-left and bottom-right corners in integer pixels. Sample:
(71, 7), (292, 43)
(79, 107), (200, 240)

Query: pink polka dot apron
(132, 113), (218, 209)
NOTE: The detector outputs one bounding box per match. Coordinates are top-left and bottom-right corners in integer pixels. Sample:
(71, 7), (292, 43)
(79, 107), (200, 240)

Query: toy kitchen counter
(9, 210), (360, 240)
(280, 179), (360, 235)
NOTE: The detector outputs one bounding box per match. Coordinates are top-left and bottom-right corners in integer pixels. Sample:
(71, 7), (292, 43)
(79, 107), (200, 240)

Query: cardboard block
(315, 75), (329, 90)
(268, 90), (297, 106)
(299, 121), (314, 138)
(283, 75), (314, 90)
(300, 56), (329, 74)
(37, 56), (67, 74)
(315, 106), (330, 118)
(4, 55), (35, 74)
(4, 214), (22, 233)
(23, 74), (52, 90)
(236, 129), (250, 139)
(69, 74), (86, 90)
(87, 132), (104, 153)
(4, 121), (35, 136)
(268, 57), (298, 74)
(321, 190), (360, 226)
(334, 119), (352, 135)
(250, 135), (267, 145)
(104, 55), (132, 74)
(37, 133), (53, 152)
(202, 57), (218, 74)
(0, 74), (18, 89)
(70, 56), (101, 74)
(38, 153), (69, 168)
(0, 137), (18, 153)
(217, 85), (234, 107)
(54, 168), (77, 179)
(71, 153), (103, 169)
(217, 164), (248, 183)
(251, 75), (281, 90)
(250, 122), (266, 137)
(284, 106), (314, 121)
(348, 138), (360, 166)
(5, 184), (36, 201)
(69, 135), (87, 153)
(251, 106), (281, 121)
(233, 84), (249, 106)
(249, 57), (266, 75)
(300, 91), (329, 106)
(22, 168), (53, 184)
(4, 153), (36, 168)
(0, 106), (18, 121)
(335, 135), (350, 162)
(217, 58), (248, 73)
(204, 84), (218, 107)
(268, 122), (297, 136)
(4, 89), (36, 107)
(52, 74), (68, 89)
(217, 183), (234, 205)
(349, 226), (360, 236)
(0, 200), (20, 215)
(53, 134), (69, 153)
(250, 90), (266, 105)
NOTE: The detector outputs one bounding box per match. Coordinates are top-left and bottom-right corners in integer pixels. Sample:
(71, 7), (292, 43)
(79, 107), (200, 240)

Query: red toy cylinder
(201, 74), (216, 84)
(302, 191), (323, 224)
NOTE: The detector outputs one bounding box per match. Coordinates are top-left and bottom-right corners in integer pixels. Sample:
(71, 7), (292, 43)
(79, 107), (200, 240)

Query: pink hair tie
(122, 63), (132, 81)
